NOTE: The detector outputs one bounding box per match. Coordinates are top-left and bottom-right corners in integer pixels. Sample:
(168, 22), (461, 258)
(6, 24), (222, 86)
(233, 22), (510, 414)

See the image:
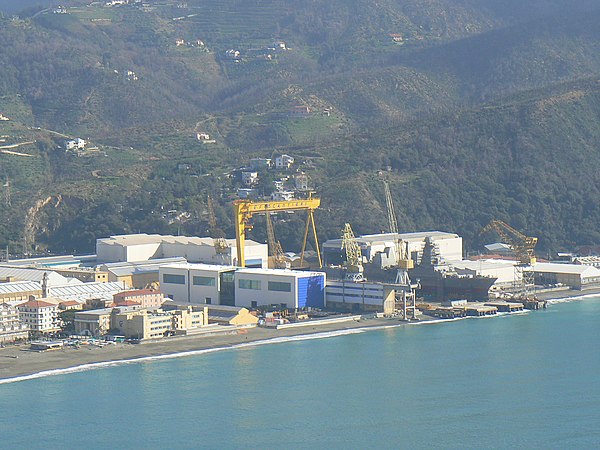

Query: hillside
(1, 0), (600, 256)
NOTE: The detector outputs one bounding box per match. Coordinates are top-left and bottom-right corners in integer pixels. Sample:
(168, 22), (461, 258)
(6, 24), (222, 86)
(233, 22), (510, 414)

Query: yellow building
(113, 306), (209, 340)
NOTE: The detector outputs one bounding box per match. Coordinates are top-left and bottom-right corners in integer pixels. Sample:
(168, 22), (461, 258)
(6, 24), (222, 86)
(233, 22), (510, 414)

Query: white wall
(97, 242), (127, 263)
(235, 271), (297, 308)
(159, 265), (232, 304)
(326, 281), (386, 307)
(126, 243), (162, 262)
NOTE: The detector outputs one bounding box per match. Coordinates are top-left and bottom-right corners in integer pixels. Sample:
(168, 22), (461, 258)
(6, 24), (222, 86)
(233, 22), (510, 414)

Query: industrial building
(325, 280), (396, 314)
(96, 233), (268, 267)
(74, 305), (209, 339)
(451, 259), (520, 288)
(234, 268), (325, 310)
(533, 263), (600, 290)
(99, 257), (187, 288)
(159, 263), (236, 305)
(322, 231), (463, 268)
(159, 264), (325, 310)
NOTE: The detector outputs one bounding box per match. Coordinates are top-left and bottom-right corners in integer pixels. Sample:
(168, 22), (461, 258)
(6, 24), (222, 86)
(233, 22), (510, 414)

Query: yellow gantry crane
(233, 196), (322, 268)
(481, 220), (538, 296)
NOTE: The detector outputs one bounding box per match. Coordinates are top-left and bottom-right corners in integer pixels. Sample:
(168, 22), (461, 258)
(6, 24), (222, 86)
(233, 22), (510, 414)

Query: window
(163, 274), (186, 285)
(193, 276), (215, 286)
(251, 301), (258, 308)
(239, 279), (261, 290)
(205, 297), (212, 305)
(268, 281), (291, 292)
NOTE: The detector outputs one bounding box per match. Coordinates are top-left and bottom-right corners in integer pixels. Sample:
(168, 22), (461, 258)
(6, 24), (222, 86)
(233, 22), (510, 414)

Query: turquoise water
(2, 298), (600, 449)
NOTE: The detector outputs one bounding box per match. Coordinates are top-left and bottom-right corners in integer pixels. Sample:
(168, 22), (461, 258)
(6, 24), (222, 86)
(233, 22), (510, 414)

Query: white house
(65, 138), (86, 151)
(241, 171), (258, 186)
(18, 298), (60, 334)
(234, 268), (325, 310)
(275, 154), (294, 169)
(271, 191), (294, 201)
(0, 302), (29, 343)
(295, 173), (309, 191)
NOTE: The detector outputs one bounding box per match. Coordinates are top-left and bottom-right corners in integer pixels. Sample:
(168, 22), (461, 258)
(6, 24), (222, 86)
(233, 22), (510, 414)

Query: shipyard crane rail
(233, 197), (321, 268)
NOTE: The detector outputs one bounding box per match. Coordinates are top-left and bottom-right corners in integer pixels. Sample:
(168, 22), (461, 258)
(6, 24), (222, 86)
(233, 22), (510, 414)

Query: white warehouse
(322, 231), (463, 268)
(97, 234), (268, 267)
(159, 263), (236, 306)
(235, 268), (325, 310)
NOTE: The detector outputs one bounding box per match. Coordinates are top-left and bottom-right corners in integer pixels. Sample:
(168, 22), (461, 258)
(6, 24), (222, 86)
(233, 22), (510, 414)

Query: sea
(2, 297), (600, 449)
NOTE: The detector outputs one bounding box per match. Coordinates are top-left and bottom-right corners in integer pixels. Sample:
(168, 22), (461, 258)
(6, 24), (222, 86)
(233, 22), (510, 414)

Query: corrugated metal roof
(0, 267), (70, 284)
(533, 263), (600, 276)
(0, 281), (40, 294)
(51, 282), (125, 300)
(323, 231), (459, 248)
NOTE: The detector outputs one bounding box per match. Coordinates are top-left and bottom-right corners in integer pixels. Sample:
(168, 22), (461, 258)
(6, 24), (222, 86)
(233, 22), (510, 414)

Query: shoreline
(0, 317), (417, 384)
(1, 291), (598, 384)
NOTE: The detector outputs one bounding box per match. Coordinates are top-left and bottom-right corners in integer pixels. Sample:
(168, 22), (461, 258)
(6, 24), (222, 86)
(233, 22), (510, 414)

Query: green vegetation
(1, 0), (600, 257)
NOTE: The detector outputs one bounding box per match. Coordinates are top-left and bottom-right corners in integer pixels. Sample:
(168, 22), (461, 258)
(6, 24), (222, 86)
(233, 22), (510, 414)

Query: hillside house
(175, 38), (186, 46)
(272, 191), (294, 201)
(275, 154), (294, 169)
(295, 173), (309, 191)
(65, 138), (86, 151)
(241, 171), (258, 186)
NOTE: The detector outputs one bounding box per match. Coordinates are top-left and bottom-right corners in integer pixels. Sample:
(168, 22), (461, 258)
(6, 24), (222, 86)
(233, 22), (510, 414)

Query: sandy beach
(0, 317), (416, 382)
(3, 286), (599, 383)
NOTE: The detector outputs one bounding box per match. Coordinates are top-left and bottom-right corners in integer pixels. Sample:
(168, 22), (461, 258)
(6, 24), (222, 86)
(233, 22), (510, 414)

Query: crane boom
(265, 212), (287, 269)
(341, 223), (363, 280)
(481, 220), (537, 265)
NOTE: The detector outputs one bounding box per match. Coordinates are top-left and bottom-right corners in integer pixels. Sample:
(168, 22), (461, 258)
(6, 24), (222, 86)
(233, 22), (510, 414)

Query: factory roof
(98, 234), (262, 247)
(51, 282), (126, 300)
(484, 242), (513, 252)
(453, 259), (517, 270)
(0, 281), (41, 295)
(100, 257), (187, 276)
(0, 266), (74, 284)
(323, 231), (459, 248)
(533, 263), (600, 276)
(235, 268), (325, 277)
(161, 262), (236, 272)
(75, 305), (140, 317)
(1, 254), (95, 268)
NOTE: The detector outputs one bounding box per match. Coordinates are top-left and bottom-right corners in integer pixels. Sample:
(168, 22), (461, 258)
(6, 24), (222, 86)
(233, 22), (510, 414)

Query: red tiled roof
(18, 299), (56, 308)
(59, 300), (81, 306)
(113, 289), (161, 299)
(114, 300), (141, 306)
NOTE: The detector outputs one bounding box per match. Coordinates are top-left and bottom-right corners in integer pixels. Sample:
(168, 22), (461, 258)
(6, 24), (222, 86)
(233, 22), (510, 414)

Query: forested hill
(0, 0), (600, 256)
